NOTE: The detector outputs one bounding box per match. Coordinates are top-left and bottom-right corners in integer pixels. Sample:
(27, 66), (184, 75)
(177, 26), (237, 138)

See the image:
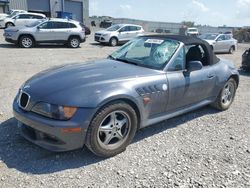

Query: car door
(13, 14), (30, 26)
(214, 35), (227, 52)
(165, 45), (216, 112)
(118, 26), (130, 41)
(51, 22), (70, 41)
(35, 21), (55, 42)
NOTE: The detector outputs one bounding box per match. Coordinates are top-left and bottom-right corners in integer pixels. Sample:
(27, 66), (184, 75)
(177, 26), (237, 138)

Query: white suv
(95, 24), (144, 46)
(0, 12), (46, 28)
(0, 9), (27, 21)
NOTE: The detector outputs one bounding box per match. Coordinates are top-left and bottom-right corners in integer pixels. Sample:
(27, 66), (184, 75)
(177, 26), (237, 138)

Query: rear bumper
(13, 100), (96, 152)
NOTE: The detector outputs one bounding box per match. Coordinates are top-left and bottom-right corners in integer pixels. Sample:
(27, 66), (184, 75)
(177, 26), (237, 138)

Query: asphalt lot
(0, 28), (250, 187)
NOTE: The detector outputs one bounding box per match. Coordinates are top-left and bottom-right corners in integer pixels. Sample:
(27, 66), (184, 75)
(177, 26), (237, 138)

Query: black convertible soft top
(141, 34), (220, 65)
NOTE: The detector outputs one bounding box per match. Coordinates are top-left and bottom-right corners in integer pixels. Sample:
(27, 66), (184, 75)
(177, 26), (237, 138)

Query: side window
(225, 35), (232, 40)
(129, 26), (137, 31)
(68, 23), (77, 28)
(39, 22), (52, 29)
(52, 22), (69, 29)
(119, 26), (129, 32)
(18, 14), (31, 19)
(32, 15), (44, 19)
(217, 35), (226, 41)
(168, 47), (185, 71)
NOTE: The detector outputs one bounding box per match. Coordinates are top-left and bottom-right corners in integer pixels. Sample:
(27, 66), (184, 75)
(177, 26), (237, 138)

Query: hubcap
(22, 38), (32, 48)
(71, 39), (79, 47)
(98, 111), (130, 148)
(111, 39), (117, 46)
(221, 82), (234, 106)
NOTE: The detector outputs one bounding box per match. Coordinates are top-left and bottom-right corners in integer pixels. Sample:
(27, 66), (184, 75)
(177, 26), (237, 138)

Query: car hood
(22, 59), (162, 106)
(5, 26), (29, 31)
(95, 30), (113, 35)
(204, 40), (215, 45)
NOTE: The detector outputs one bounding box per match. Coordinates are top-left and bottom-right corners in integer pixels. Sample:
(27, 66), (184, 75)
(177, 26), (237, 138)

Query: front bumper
(13, 101), (96, 152)
(3, 32), (18, 43)
(94, 34), (110, 43)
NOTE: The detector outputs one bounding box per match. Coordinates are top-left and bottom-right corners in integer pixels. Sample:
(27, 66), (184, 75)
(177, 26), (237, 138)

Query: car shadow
(0, 106), (218, 174)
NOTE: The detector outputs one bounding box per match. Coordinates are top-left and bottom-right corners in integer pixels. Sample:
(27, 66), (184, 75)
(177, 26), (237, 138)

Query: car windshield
(199, 34), (218, 40)
(109, 37), (180, 70)
(106, 24), (122, 31)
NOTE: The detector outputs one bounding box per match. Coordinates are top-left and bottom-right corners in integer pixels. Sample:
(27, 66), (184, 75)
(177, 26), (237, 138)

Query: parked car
(99, 19), (112, 28)
(95, 24), (144, 46)
(0, 12), (46, 28)
(186, 27), (199, 37)
(199, 33), (237, 54)
(242, 48), (250, 70)
(3, 18), (85, 48)
(13, 35), (239, 157)
(0, 9), (27, 21)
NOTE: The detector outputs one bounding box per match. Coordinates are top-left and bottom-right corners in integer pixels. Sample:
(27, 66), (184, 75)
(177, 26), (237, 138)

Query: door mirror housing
(186, 61), (203, 72)
(37, 26), (40, 30)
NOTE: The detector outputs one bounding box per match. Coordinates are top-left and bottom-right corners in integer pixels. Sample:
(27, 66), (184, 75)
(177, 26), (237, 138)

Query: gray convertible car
(13, 35), (239, 157)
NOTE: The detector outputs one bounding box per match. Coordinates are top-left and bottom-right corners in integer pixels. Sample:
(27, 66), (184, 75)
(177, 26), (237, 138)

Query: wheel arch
(230, 74), (239, 88)
(96, 96), (142, 130)
(109, 36), (119, 42)
(18, 34), (36, 43)
(68, 35), (81, 41)
(5, 22), (15, 27)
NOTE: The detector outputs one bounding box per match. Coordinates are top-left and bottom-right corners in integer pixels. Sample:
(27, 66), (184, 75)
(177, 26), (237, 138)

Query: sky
(89, 0), (250, 27)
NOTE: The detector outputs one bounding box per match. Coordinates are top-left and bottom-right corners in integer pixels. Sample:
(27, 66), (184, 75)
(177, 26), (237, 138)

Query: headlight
(32, 102), (77, 120)
(102, 34), (108, 36)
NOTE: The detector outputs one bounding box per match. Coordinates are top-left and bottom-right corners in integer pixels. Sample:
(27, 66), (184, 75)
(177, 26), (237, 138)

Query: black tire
(109, 37), (118, 47)
(85, 101), (138, 157)
(229, 46), (234, 54)
(211, 78), (237, 111)
(19, 35), (35, 48)
(5, 22), (14, 28)
(68, 36), (80, 48)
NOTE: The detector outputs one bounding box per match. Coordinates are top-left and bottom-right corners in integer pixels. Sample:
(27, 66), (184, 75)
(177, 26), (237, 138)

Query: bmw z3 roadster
(13, 35), (239, 157)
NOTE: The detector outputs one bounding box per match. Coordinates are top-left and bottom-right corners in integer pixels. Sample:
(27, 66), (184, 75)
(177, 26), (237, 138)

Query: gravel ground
(0, 28), (250, 188)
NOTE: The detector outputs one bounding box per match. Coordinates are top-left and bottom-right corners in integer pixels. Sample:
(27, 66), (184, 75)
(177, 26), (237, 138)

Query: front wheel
(109, 37), (118, 47)
(19, 35), (35, 48)
(85, 102), (138, 157)
(68, 37), (80, 48)
(211, 78), (237, 111)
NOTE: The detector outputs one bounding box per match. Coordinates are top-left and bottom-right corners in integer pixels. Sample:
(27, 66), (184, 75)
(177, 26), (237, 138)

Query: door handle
(207, 74), (215, 79)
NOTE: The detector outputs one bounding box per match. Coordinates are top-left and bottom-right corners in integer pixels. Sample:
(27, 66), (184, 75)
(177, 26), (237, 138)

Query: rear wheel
(68, 37), (80, 48)
(109, 37), (118, 47)
(85, 102), (137, 157)
(211, 78), (237, 111)
(5, 22), (14, 28)
(19, 35), (35, 48)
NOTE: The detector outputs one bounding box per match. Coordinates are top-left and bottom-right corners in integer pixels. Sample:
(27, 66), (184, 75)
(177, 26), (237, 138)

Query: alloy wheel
(221, 81), (235, 106)
(21, 37), (33, 48)
(97, 110), (131, 149)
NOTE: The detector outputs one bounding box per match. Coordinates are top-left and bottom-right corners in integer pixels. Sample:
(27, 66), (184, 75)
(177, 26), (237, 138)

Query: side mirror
(37, 26), (40, 30)
(186, 61), (203, 72)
